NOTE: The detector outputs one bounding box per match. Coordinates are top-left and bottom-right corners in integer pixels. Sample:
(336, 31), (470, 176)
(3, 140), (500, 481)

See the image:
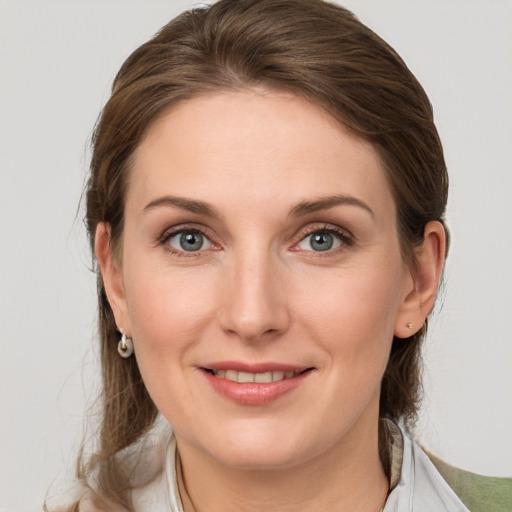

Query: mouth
(199, 362), (315, 405)
(202, 368), (312, 383)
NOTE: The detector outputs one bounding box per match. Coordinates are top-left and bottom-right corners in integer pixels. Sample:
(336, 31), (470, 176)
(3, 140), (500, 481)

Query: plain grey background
(1, 1), (511, 510)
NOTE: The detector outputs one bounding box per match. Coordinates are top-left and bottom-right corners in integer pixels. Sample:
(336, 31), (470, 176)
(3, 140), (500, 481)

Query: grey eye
(168, 231), (210, 252)
(309, 233), (334, 251)
(297, 231), (343, 252)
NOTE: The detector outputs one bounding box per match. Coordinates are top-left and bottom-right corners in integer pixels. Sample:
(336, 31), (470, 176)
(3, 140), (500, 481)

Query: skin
(96, 90), (445, 512)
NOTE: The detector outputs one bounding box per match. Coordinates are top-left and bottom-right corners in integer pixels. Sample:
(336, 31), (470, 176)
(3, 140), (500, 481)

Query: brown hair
(72, 0), (448, 508)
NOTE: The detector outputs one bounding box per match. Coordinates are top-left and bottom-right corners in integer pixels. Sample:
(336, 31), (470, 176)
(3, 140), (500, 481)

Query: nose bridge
(220, 243), (288, 341)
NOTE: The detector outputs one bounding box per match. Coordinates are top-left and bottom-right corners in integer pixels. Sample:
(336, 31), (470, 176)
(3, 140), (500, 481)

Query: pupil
(180, 232), (203, 251)
(311, 233), (333, 251)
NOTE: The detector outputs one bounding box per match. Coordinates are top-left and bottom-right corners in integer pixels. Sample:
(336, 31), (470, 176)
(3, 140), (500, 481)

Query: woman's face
(105, 90), (416, 470)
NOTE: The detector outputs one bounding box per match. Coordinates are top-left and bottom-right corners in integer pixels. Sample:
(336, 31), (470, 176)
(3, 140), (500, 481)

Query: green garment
(427, 452), (512, 512)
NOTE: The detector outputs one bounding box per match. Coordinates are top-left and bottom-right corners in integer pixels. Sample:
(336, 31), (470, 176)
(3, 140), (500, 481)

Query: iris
(179, 232), (204, 251)
(309, 232), (334, 251)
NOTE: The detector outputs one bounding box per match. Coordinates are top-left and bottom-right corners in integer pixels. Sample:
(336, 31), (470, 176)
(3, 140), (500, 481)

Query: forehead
(128, 90), (395, 220)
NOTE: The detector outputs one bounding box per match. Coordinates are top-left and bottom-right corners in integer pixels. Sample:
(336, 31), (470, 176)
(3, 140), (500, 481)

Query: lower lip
(201, 369), (312, 406)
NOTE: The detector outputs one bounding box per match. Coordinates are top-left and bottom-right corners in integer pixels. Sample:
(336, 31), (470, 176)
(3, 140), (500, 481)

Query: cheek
(121, 260), (220, 422)
(295, 258), (404, 367)
(123, 260), (218, 357)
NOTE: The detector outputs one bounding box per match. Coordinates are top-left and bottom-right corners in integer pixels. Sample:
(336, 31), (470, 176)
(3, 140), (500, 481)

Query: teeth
(225, 370), (238, 381)
(254, 372), (272, 383)
(238, 371), (255, 383)
(211, 369), (301, 383)
(272, 370), (285, 381)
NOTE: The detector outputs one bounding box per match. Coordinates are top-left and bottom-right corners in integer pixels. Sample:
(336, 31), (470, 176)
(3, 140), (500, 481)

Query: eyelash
(157, 223), (354, 256)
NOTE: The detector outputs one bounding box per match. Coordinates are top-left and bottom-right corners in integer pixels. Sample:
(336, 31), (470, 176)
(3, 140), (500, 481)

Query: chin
(193, 420), (318, 471)
(214, 443), (305, 471)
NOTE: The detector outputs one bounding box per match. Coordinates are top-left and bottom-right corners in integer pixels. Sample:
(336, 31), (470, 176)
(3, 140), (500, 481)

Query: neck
(176, 416), (388, 512)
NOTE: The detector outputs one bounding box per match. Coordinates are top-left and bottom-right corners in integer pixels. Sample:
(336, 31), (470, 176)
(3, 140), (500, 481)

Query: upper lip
(200, 361), (312, 373)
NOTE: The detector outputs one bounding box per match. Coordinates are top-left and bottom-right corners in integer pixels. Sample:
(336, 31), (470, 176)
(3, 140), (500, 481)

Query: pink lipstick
(199, 362), (313, 405)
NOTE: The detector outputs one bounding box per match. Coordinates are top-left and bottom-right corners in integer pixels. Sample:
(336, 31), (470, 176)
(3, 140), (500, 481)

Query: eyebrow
(143, 193), (374, 220)
(143, 196), (222, 218)
(289, 194), (374, 218)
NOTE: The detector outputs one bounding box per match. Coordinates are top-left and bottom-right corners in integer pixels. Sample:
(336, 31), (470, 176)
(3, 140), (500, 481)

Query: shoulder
(46, 423), (174, 512)
(426, 450), (512, 512)
(44, 483), (129, 512)
(386, 421), (512, 512)
(384, 421), (468, 511)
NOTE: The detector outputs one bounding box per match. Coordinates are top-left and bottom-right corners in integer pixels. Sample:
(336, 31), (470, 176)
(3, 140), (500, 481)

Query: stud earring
(118, 331), (134, 358)
(406, 322), (413, 330)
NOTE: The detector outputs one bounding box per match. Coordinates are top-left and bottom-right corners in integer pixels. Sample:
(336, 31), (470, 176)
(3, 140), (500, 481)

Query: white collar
(383, 421), (469, 512)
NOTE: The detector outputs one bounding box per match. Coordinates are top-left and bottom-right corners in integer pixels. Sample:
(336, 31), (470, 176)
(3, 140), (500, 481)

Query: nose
(218, 250), (290, 343)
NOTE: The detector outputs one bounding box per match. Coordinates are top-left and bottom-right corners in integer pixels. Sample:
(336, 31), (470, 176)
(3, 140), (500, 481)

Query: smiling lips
(201, 364), (313, 405)
(207, 369), (301, 383)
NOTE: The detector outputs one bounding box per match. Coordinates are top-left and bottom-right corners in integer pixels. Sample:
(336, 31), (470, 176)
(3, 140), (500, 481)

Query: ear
(95, 222), (131, 335)
(394, 221), (447, 339)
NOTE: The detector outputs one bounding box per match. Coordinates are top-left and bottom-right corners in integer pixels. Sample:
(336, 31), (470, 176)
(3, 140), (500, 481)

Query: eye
(296, 228), (351, 252)
(166, 230), (213, 252)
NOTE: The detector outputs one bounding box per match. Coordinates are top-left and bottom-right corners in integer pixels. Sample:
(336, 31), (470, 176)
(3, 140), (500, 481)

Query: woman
(49, 0), (480, 510)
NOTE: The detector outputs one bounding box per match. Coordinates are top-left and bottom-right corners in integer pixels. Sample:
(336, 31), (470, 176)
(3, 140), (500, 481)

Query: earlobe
(394, 221), (446, 339)
(95, 223), (131, 333)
